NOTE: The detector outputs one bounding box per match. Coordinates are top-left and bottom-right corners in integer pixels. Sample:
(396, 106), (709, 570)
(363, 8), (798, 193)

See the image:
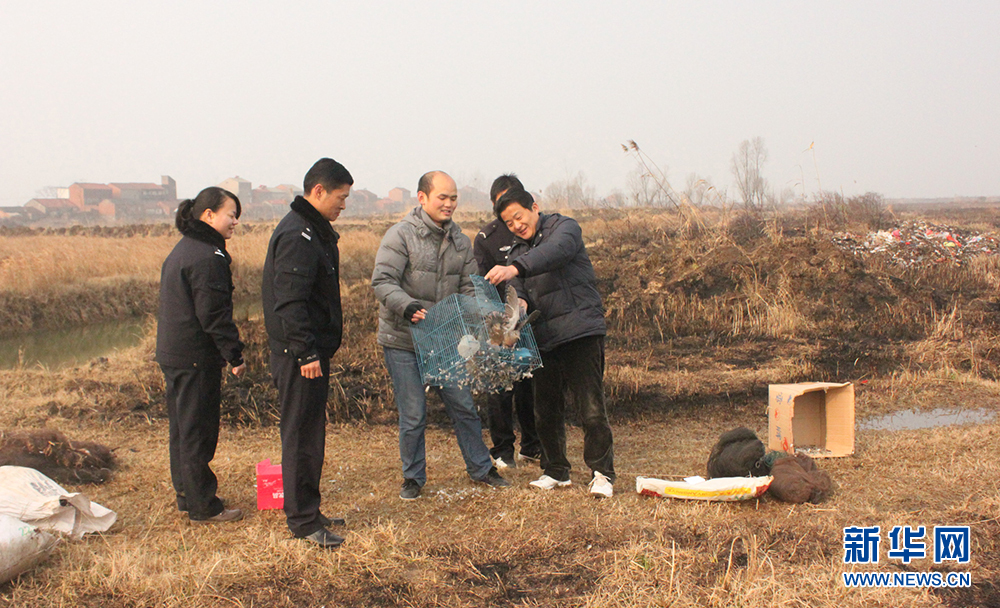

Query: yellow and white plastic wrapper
(636, 475), (773, 501)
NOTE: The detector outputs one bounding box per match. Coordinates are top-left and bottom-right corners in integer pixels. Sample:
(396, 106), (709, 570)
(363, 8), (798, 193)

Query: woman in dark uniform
(156, 186), (245, 523)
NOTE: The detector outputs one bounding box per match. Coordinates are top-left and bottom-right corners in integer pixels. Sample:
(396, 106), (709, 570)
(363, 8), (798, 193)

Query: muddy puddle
(859, 407), (995, 431)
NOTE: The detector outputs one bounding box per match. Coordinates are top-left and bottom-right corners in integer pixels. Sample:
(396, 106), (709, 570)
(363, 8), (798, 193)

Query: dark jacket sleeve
(473, 231), (492, 276)
(270, 231), (320, 363)
(511, 217), (583, 278)
(189, 255), (244, 366)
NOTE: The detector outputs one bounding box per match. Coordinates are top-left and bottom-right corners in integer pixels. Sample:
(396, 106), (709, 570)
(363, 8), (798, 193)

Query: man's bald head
(417, 171), (454, 198)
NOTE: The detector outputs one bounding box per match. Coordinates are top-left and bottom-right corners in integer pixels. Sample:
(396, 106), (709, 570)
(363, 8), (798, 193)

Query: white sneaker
(529, 475), (572, 490)
(588, 472), (613, 498)
(493, 457), (514, 470)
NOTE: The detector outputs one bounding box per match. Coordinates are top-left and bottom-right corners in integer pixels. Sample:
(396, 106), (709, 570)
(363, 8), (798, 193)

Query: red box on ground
(256, 459), (283, 510)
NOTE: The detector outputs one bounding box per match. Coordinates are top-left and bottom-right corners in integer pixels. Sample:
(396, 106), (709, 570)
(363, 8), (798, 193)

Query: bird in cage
(486, 285), (540, 348)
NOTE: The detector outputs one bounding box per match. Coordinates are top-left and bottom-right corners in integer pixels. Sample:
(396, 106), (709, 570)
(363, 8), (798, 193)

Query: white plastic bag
(0, 466), (116, 540)
(0, 514), (59, 584)
(636, 475), (773, 501)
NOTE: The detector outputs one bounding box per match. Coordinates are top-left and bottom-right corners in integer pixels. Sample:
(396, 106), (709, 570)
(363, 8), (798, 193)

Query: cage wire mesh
(411, 275), (542, 393)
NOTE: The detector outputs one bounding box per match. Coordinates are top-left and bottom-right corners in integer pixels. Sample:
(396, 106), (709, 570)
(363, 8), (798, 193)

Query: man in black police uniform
(472, 174), (540, 469)
(262, 158), (352, 548)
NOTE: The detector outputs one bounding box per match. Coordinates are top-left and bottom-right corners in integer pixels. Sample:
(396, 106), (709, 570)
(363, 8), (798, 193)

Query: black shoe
(303, 527), (344, 549)
(178, 493), (229, 513)
(400, 479), (421, 500)
(478, 466), (511, 488)
(318, 513), (346, 528)
(190, 508), (243, 524)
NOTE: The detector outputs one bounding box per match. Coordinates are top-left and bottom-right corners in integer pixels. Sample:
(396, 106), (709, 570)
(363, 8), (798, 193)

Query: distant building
(0, 206), (39, 224)
(109, 182), (168, 203)
(348, 188), (378, 205)
(25, 198), (78, 217)
(218, 176), (252, 204)
(343, 188), (379, 216)
(252, 184), (299, 205)
(26, 175), (177, 225)
(97, 200), (116, 219)
(388, 187), (412, 204)
(68, 183), (112, 209)
(161, 175), (177, 201)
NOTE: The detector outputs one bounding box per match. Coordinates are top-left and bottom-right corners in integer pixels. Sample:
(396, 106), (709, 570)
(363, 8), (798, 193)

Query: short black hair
(490, 173), (523, 204)
(304, 158), (353, 194)
(494, 187), (534, 220)
(417, 170), (446, 197)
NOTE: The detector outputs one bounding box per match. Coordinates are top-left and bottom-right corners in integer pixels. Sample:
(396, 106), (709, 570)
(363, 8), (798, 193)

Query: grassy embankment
(1, 205), (1000, 606)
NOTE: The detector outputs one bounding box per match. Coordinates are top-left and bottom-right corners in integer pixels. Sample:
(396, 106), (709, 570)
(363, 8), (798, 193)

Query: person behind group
(262, 158), (352, 548)
(485, 187), (615, 498)
(156, 186), (246, 523)
(372, 170), (509, 500)
(472, 173), (540, 469)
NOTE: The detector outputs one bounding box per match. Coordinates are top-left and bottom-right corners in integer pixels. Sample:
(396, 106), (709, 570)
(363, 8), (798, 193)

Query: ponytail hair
(175, 186), (241, 232)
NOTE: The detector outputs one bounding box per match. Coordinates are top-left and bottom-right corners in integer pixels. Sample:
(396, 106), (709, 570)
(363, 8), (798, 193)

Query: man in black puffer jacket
(262, 158), (351, 549)
(485, 188), (615, 498)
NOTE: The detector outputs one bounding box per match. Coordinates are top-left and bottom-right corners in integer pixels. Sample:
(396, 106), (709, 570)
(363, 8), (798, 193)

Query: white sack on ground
(0, 514), (59, 584)
(636, 475), (773, 501)
(0, 466), (116, 540)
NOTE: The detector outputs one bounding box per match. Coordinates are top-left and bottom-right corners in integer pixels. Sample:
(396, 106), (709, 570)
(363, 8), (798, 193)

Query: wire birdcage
(411, 275), (542, 393)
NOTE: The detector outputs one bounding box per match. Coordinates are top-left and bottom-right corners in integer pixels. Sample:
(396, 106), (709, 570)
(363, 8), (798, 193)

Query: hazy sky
(1, 1), (997, 206)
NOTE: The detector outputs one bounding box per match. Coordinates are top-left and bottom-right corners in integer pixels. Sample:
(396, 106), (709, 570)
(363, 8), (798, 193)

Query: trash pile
(0, 465), (116, 583)
(831, 221), (1000, 267)
(636, 426), (832, 504)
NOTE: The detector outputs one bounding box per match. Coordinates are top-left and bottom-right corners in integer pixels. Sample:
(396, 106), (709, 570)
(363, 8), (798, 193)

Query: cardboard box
(256, 459), (283, 510)
(768, 382), (854, 458)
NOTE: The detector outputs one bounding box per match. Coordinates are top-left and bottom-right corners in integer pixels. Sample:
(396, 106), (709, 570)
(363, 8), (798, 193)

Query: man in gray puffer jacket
(485, 187), (615, 498)
(372, 171), (509, 500)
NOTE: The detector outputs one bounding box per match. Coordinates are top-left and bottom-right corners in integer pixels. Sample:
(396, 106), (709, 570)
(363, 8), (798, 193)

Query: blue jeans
(383, 347), (493, 486)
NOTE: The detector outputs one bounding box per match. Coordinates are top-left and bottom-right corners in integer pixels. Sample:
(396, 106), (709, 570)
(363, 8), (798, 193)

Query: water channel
(0, 297), (262, 371)
(0, 317), (149, 370)
(858, 407), (995, 431)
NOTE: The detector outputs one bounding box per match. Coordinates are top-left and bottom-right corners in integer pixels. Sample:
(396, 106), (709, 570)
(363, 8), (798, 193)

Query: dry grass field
(2, 204), (1000, 607)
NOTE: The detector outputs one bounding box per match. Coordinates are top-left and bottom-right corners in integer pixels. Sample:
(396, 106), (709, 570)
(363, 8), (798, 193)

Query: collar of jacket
(408, 206), (461, 240)
(290, 196), (339, 243)
(479, 218), (508, 240)
(180, 220), (230, 262)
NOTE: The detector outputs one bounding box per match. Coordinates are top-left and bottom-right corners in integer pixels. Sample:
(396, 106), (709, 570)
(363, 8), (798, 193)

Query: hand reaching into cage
(485, 286), (540, 347)
(485, 263), (519, 285)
